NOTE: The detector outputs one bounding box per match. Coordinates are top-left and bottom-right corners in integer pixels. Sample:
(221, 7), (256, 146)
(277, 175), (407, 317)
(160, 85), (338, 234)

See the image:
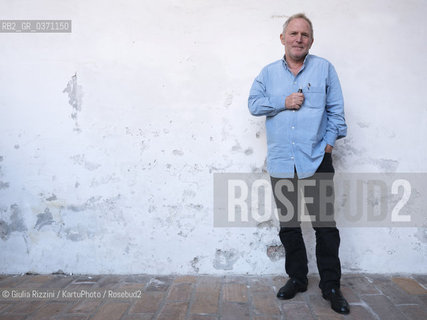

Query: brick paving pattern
(0, 274), (425, 319)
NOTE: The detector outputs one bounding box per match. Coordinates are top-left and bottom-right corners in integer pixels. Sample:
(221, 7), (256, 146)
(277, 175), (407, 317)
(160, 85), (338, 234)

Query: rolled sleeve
(324, 64), (347, 146)
(248, 71), (286, 117)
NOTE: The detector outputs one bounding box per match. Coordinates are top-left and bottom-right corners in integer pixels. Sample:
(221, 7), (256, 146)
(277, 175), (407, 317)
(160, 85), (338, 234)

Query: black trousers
(270, 153), (341, 292)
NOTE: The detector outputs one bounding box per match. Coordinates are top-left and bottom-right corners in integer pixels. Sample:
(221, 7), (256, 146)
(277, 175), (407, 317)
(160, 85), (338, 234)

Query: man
(248, 13), (350, 315)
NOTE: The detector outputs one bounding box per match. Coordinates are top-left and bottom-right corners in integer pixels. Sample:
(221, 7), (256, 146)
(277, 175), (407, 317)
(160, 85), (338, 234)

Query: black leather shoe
(277, 278), (307, 300)
(322, 288), (350, 314)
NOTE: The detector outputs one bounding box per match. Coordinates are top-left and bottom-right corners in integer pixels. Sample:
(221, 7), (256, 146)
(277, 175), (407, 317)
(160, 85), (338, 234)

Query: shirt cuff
(324, 131), (338, 147)
(271, 96), (286, 112)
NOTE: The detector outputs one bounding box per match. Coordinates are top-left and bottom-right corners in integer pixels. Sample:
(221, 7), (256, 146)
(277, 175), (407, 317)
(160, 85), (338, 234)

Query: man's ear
(280, 33), (285, 45)
(309, 37), (314, 49)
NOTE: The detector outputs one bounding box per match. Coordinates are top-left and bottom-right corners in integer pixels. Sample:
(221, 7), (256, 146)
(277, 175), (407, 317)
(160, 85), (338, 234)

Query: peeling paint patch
(9, 204), (26, 232)
(172, 150), (184, 156)
(0, 204), (27, 240)
(0, 158), (5, 188)
(65, 195), (123, 230)
(67, 196), (103, 212)
(231, 142), (241, 152)
(334, 137), (359, 159)
(65, 230), (82, 241)
(34, 208), (54, 231)
(0, 181), (9, 189)
(266, 245), (285, 261)
(63, 73), (83, 131)
(257, 220), (274, 229)
(368, 158), (399, 172)
(357, 122), (370, 128)
(208, 160), (233, 173)
(85, 162), (101, 171)
(0, 221), (9, 240)
(191, 257), (200, 273)
(46, 194), (57, 202)
(224, 92), (233, 108)
(140, 140), (148, 152)
(213, 249), (239, 270)
(64, 225), (93, 241)
(414, 227), (427, 243)
(70, 154), (101, 171)
(183, 189), (196, 199)
(187, 203), (203, 211)
(231, 142), (254, 156)
(244, 148), (253, 155)
(251, 158), (268, 173)
(90, 174), (120, 187)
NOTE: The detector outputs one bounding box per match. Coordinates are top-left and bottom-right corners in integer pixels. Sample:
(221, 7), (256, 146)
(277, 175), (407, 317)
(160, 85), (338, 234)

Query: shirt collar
(282, 54), (311, 68)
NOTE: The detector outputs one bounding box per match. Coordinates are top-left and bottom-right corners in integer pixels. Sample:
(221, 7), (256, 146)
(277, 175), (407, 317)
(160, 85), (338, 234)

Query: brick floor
(0, 274), (426, 319)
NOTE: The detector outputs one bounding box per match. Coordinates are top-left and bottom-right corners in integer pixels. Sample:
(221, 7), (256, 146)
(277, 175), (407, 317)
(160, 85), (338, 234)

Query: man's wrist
(325, 144), (333, 153)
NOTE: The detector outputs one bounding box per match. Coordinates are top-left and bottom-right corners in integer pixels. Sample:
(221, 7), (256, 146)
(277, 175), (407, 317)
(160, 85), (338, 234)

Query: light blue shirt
(248, 54), (347, 178)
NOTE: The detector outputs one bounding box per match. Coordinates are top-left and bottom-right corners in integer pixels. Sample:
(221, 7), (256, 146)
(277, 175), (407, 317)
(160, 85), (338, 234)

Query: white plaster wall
(0, 0), (426, 274)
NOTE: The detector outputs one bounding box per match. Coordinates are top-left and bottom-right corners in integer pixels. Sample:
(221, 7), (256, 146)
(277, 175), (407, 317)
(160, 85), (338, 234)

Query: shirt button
(291, 156), (294, 159)
(292, 142), (295, 144)
(293, 110), (295, 112)
(291, 126), (295, 129)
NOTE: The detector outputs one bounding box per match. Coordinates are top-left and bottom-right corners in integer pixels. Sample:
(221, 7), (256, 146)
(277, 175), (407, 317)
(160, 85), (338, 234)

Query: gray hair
(282, 13), (314, 38)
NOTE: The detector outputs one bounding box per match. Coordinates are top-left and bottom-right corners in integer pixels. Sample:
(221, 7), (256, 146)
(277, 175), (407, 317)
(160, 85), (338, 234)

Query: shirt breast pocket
(304, 86), (326, 109)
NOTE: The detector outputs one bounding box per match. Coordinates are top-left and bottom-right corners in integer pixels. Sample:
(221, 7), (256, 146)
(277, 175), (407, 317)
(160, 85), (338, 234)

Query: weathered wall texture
(0, 0), (426, 274)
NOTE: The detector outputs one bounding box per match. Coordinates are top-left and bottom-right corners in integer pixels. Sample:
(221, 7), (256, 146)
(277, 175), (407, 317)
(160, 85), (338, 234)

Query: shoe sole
(277, 287), (307, 300)
(322, 295), (350, 315)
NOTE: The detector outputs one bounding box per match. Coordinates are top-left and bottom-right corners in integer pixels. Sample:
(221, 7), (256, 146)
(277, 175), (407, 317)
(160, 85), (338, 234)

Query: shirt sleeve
(324, 63), (347, 147)
(248, 69), (286, 117)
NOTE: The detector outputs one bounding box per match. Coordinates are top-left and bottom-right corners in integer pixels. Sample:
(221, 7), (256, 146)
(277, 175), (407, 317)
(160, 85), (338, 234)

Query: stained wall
(0, 0), (426, 274)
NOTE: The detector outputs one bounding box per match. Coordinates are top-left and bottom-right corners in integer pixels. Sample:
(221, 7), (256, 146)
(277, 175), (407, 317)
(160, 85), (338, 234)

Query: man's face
(280, 18), (314, 63)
